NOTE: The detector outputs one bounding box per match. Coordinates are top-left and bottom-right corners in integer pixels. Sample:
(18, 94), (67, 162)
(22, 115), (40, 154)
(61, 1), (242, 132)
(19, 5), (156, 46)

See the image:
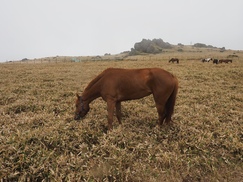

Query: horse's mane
(84, 69), (107, 91)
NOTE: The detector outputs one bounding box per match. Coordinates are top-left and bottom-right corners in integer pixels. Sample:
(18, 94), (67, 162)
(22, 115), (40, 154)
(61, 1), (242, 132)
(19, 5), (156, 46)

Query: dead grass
(0, 52), (243, 181)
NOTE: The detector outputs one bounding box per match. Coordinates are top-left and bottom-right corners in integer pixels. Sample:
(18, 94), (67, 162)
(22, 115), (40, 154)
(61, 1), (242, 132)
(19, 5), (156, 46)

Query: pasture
(0, 52), (243, 181)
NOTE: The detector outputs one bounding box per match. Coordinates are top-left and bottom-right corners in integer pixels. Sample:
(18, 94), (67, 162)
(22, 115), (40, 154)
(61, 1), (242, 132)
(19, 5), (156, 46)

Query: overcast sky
(0, 0), (242, 62)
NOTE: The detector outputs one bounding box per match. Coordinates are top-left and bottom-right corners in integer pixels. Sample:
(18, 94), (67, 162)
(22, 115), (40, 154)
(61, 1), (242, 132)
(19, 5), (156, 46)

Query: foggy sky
(0, 0), (243, 62)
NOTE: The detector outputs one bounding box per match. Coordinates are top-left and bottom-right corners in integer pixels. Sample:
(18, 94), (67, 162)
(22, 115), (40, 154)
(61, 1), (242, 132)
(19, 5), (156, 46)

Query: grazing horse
(219, 59), (232, 63)
(201, 58), (212, 62)
(213, 59), (219, 64)
(169, 58), (179, 64)
(74, 68), (178, 130)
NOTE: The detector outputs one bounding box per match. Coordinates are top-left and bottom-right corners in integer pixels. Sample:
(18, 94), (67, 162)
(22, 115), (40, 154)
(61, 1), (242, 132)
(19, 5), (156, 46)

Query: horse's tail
(165, 77), (178, 123)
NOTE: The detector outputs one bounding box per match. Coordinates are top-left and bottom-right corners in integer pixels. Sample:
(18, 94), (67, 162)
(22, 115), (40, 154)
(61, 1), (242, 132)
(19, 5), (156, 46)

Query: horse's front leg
(107, 100), (116, 130)
(116, 101), (122, 124)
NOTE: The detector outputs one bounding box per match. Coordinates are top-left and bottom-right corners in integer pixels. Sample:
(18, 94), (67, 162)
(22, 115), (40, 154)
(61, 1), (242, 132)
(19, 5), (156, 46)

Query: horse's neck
(82, 83), (101, 104)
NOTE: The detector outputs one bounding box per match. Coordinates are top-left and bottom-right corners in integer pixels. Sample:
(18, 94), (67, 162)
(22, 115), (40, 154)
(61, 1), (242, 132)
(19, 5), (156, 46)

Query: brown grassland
(0, 48), (243, 181)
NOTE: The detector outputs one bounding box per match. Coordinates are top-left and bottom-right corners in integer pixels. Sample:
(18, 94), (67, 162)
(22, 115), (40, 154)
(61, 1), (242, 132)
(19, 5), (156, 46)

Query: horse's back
(99, 68), (177, 101)
(101, 68), (154, 89)
(102, 67), (176, 81)
(102, 68), (175, 83)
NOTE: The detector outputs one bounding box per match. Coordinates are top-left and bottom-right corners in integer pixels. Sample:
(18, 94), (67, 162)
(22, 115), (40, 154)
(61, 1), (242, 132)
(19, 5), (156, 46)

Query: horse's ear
(76, 93), (80, 98)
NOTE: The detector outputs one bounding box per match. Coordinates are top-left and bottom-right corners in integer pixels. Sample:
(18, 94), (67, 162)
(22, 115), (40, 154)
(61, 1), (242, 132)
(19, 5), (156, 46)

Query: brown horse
(219, 59), (232, 63)
(74, 68), (178, 130)
(169, 58), (179, 64)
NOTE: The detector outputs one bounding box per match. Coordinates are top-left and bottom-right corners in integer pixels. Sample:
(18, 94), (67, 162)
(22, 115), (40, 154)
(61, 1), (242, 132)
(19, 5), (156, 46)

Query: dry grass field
(0, 50), (243, 181)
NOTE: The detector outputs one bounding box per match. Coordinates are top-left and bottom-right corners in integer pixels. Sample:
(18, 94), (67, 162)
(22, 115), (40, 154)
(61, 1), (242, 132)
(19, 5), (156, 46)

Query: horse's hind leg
(155, 103), (166, 126)
(116, 101), (122, 124)
(153, 90), (172, 126)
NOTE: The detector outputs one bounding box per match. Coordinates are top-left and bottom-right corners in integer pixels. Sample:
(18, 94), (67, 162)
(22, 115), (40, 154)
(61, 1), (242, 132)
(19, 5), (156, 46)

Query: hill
(3, 37), (240, 64)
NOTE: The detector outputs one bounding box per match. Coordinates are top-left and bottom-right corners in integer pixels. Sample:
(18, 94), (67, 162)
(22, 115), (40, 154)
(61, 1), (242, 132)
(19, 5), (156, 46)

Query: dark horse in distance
(74, 68), (178, 129)
(213, 59), (219, 64)
(169, 58), (179, 64)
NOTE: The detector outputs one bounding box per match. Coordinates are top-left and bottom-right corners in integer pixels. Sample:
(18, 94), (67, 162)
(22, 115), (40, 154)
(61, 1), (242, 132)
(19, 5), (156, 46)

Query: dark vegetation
(129, 39), (225, 56)
(130, 38), (172, 55)
(193, 43), (216, 48)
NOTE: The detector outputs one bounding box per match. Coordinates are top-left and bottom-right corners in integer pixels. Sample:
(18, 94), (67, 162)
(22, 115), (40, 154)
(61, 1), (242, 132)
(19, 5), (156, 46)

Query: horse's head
(74, 94), (90, 120)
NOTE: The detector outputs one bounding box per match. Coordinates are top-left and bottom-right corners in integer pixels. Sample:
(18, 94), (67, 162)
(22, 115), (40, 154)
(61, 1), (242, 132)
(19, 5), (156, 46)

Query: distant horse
(169, 58), (179, 64)
(213, 59), (219, 64)
(219, 59), (232, 63)
(74, 68), (178, 130)
(201, 58), (212, 62)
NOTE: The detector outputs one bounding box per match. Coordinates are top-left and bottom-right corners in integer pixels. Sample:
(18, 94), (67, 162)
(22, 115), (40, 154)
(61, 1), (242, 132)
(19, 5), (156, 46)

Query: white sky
(0, 0), (243, 62)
